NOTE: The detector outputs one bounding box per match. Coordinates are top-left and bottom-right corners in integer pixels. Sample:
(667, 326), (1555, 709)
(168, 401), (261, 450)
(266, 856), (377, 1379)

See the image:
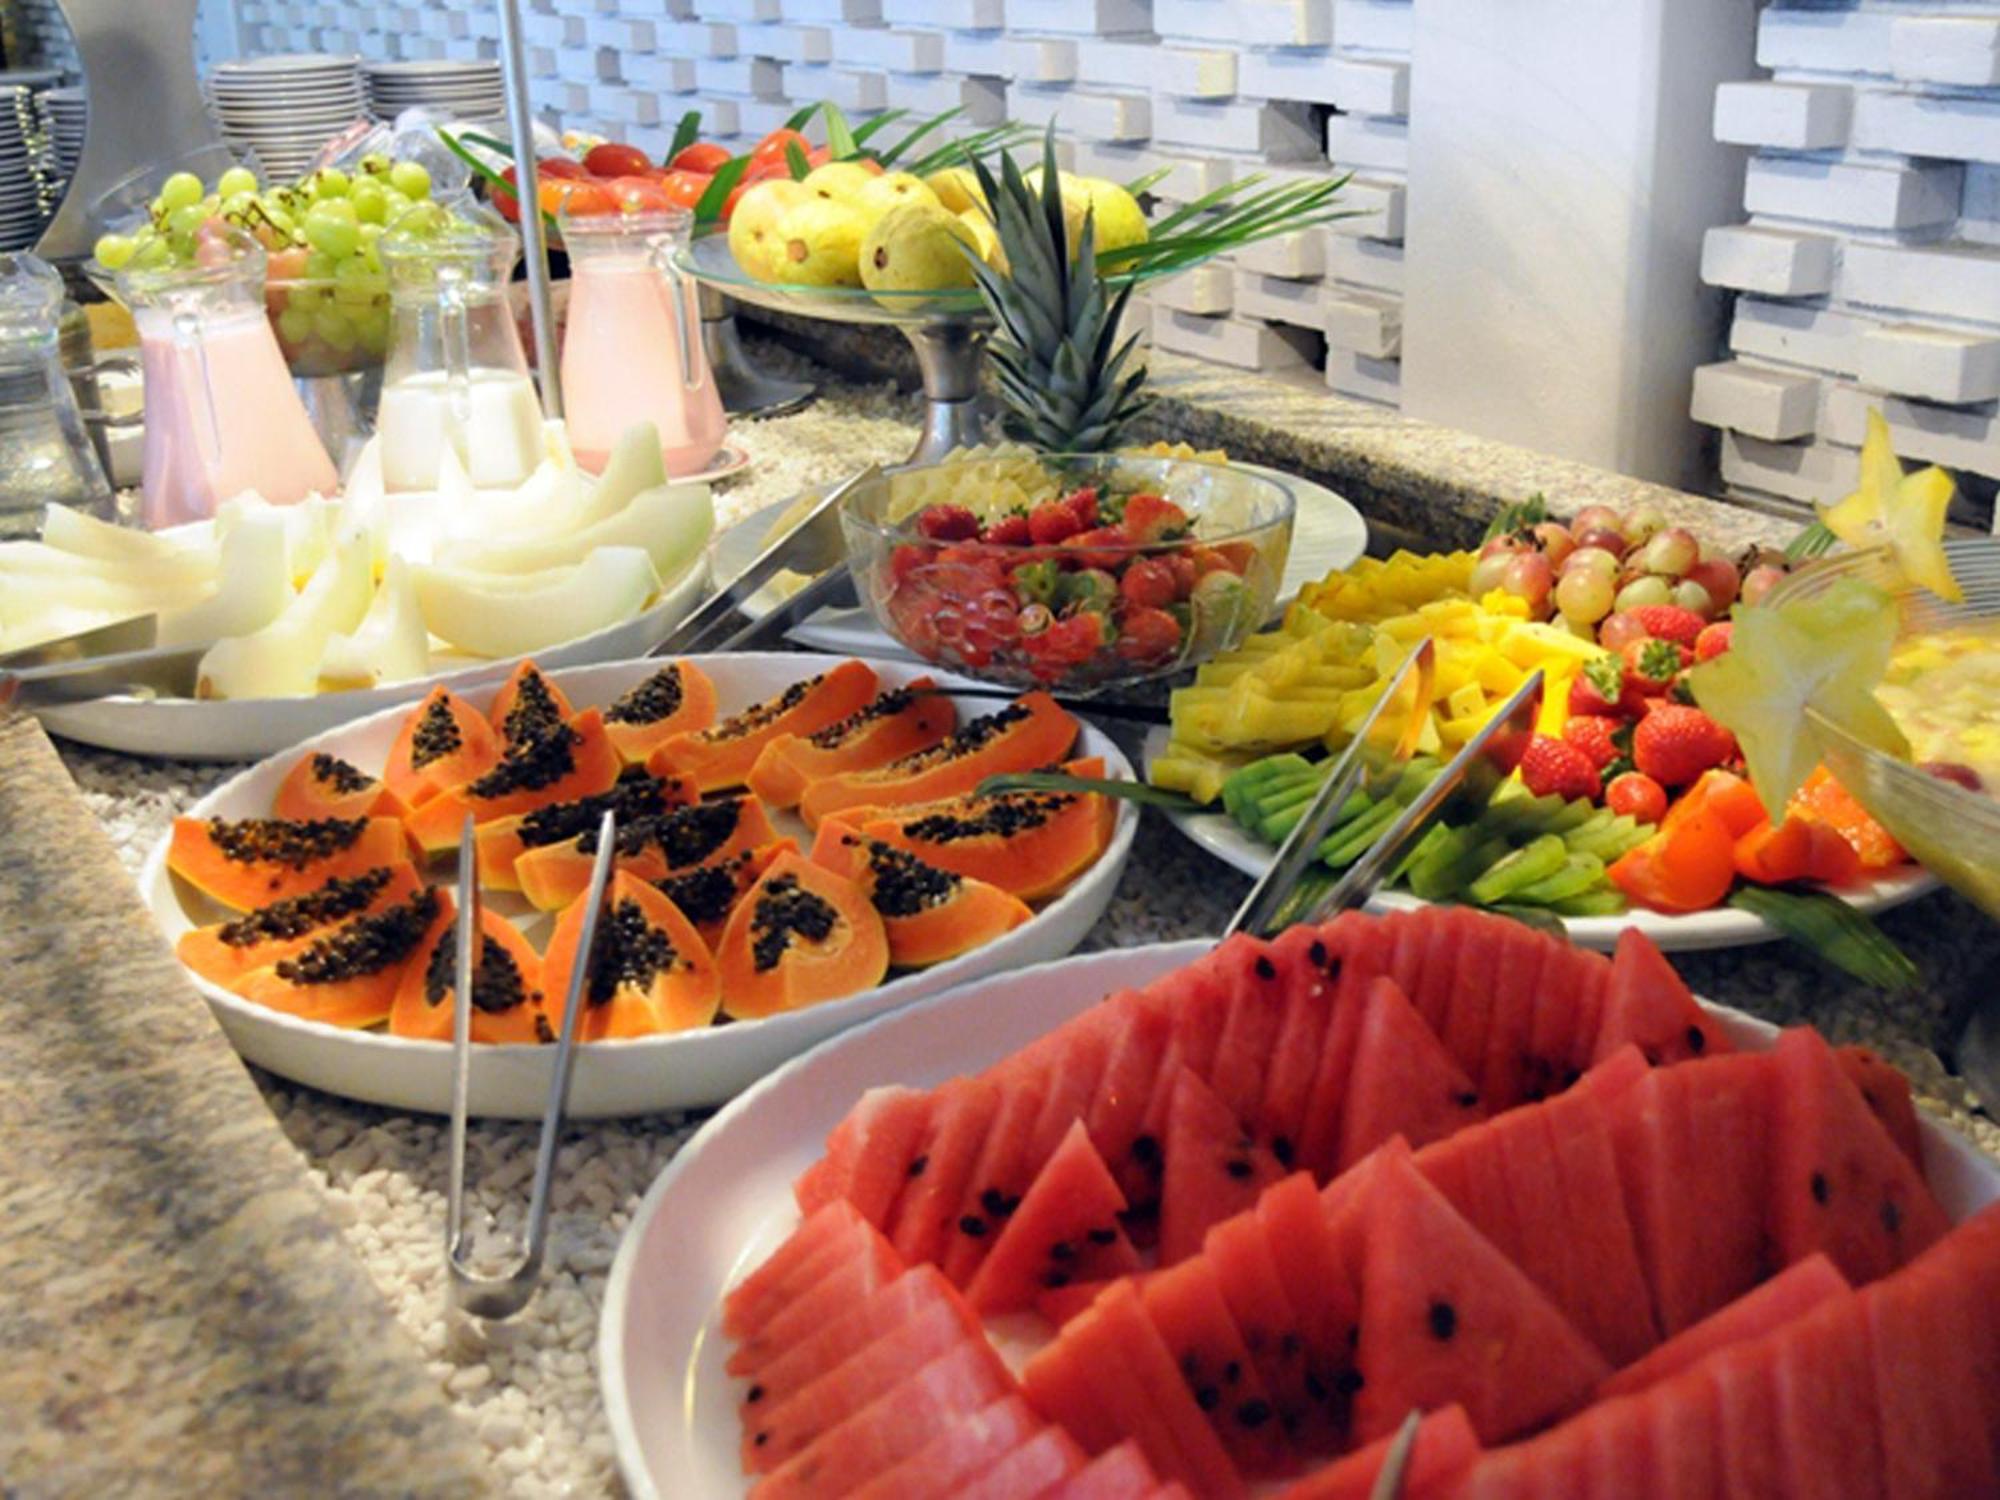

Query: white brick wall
(1698, 1), (2000, 523)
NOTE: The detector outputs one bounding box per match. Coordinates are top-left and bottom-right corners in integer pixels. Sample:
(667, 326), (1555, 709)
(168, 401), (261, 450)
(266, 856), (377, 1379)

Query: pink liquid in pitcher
(561, 249), (726, 478)
(137, 308), (337, 528)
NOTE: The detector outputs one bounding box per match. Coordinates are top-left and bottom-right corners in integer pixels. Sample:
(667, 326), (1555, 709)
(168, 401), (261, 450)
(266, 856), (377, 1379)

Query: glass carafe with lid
(377, 204), (543, 492)
(0, 254), (116, 537)
(558, 204), (725, 478)
(114, 227), (339, 529)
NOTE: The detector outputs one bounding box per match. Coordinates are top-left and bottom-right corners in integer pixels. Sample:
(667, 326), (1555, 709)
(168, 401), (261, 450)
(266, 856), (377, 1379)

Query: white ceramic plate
(1138, 725), (1938, 952)
(140, 653), (1138, 1117)
(31, 557), (710, 762)
(711, 464), (1369, 659)
(598, 939), (2000, 1499)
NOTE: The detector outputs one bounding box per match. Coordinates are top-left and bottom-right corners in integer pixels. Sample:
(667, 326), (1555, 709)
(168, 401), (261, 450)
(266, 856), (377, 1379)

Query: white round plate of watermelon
(1138, 727), (1938, 952)
(138, 653), (1140, 1118)
(599, 926), (2000, 1498)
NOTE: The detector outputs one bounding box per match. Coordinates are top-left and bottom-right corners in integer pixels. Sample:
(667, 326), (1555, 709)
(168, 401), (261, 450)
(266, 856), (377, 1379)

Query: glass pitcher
(0, 254), (117, 538)
(558, 204), (726, 479)
(377, 203), (544, 492)
(115, 228), (340, 529)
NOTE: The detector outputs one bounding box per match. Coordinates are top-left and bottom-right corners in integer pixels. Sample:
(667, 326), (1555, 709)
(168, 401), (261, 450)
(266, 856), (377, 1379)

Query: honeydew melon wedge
(195, 527), (374, 700)
(156, 506), (293, 649)
(415, 545), (660, 659)
(320, 556), (432, 688)
(434, 480), (713, 582)
(41, 504), (219, 583)
(570, 422), (667, 529)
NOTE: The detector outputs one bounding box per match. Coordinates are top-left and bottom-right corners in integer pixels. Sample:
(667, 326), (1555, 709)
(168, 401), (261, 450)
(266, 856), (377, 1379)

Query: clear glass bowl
(265, 275), (388, 376)
(842, 452), (1296, 692)
(1767, 537), (2000, 920)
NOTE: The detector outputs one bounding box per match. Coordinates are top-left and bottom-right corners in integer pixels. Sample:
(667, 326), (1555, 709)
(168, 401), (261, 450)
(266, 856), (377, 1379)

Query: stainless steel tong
(1369, 1410), (1425, 1500)
(444, 809), (618, 1320)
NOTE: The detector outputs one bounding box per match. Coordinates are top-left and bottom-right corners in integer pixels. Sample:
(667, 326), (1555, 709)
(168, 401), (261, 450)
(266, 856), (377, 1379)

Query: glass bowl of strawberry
(841, 453), (1295, 691)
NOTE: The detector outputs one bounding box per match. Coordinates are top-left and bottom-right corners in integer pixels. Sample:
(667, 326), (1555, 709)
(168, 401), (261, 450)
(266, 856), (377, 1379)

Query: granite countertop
(5, 333), (1997, 1497)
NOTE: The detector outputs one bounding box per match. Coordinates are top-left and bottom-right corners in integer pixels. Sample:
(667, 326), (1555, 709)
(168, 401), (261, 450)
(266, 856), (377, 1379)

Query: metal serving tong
(1369, 1410), (1425, 1500)
(444, 809), (618, 1320)
(0, 614), (208, 706)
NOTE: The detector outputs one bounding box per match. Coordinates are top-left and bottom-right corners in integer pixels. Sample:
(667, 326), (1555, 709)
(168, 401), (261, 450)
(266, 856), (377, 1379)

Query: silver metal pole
(496, 0), (562, 418)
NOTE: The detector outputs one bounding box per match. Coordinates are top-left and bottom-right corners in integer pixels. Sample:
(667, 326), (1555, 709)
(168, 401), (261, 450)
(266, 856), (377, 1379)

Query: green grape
(357, 306), (390, 356)
(302, 249), (336, 279)
(314, 196), (358, 224)
(388, 161), (431, 200)
(358, 152), (391, 178)
(313, 166), (351, 199)
(358, 224), (385, 270)
(93, 232), (137, 269)
(288, 285), (324, 314)
(303, 210), (360, 260)
(159, 171), (203, 211)
(221, 192), (255, 219)
(393, 201), (447, 238)
(313, 306), (358, 351)
(148, 194), (167, 219)
(332, 258), (377, 308)
(377, 188), (413, 223)
(133, 238), (173, 270)
(167, 204), (208, 239)
(351, 180), (388, 224)
(276, 305), (314, 344)
(218, 166), (258, 198)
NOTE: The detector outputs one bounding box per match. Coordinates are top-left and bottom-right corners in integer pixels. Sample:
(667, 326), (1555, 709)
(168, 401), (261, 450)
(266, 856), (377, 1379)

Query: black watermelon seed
(1236, 1400), (1273, 1429)
(980, 1188), (1011, 1217)
(1131, 1134), (1162, 1169)
(1686, 1024), (1707, 1053)
(753, 1432), (769, 1447)
(1222, 1360), (1240, 1385)
(745, 1385), (764, 1404)
(1086, 1227), (1118, 1246)
(1272, 1136), (1296, 1166)
(1225, 1159), (1254, 1180)
(1042, 1270), (1071, 1289)
(1309, 941), (1328, 967)
(957, 1215), (987, 1238)
(1195, 1386), (1220, 1412)
(1454, 1091), (1480, 1108)
(1810, 1171), (1830, 1205)
(907, 1155), (928, 1177)
(1428, 1300), (1458, 1341)
(1305, 1372), (1328, 1401)
(1882, 1200), (1902, 1235)
(1337, 1369), (1365, 1395)
(1280, 1333), (1302, 1358)
(1254, 956), (1277, 980)
(1049, 1242), (1078, 1263)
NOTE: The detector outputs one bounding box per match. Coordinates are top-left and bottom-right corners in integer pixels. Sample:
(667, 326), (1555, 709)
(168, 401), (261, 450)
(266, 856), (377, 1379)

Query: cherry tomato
(537, 156), (590, 180)
(671, 142), (731, 174)
(541, 178), (614, 218)
(660, 168), (710, 210)
(751, 127), (811, 169)
(584, 142), (652, 178)
(602, 175), (674, 213)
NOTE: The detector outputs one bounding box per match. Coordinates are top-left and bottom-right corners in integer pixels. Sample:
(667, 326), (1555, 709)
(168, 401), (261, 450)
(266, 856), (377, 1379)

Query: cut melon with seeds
(965, 1119), (1138, 1316)
(748, 679), (958, 808)
(387, 888), (547, 1044)
(402, 710), (622, 855)
(383, 687), (502, 812)
(601, 660), (718, 765)
(648, 658), (880, 792)
(177, 862), (421, 988)
(273, 750), (408, 824)
(168, 814), (417, 910)
(811, 822), (1031, 968)
(233, 885), (441, 1028)
(542, 872), (722, 1040)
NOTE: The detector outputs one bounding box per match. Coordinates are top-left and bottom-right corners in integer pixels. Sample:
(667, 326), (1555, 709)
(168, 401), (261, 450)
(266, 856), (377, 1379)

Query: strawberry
(1119, 557), (1179, 610)
(981, 512), (1031, 547)
(1163, 551), (1199, 599)
(888, 542), (932, 587)
(1040, 611), (1107, 665)
(1062, 525), (1130, 572)
(1621, 637), (1690, 695)
(1569, 655), (1628, 719)
(1027, 499), (1083, 547)
(1605, 771), (1668, 824)
(916, 503), (980, 542)
(1561, 714), (1623, 770)
(1116, 604), (1183, 663)
(1625, 605), (1705, 648)
(1062, 486), (1100, 529)
(1519, 734), (1603, 803)
(1694, 621), (1733, 662)
(1632, 704), (1737, 787)
(1122, 492), (1191, 544)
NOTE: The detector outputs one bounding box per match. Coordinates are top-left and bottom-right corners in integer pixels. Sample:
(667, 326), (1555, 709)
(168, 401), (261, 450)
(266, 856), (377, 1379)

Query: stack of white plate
(207, 53), (365, 184)
(42, 87), (85, 183)
(0, 88), (48, 251)
(363, 60), (505, 126)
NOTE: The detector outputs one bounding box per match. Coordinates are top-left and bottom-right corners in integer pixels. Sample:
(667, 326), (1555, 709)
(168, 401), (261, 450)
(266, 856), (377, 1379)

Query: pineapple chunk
(1445, 682), (1488, 721)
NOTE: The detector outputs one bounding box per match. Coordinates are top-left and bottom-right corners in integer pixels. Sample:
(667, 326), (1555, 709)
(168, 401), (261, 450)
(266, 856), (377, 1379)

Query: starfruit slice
(1818, 409), (1964, 604)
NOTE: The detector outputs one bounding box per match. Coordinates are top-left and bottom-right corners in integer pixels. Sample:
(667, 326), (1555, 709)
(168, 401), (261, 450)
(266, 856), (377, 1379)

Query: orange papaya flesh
(653, 839), (796, 949)
(383, 687), (502, 812)
(387, 890), (548, 1044)
(603, 660), (720, 766)
(273, 750), (410, 824)
(796, 691), (1078, 828)
(177, 861), (422, 989)
(716, 851), (889, 1021)
(402, 709), (622, 856)
(809, 823), (1031, 968)
(824, 755), (1108, 849)
(488, 660), (575, 744)
(169, 815), (420, 911)
(474, 769), (695, 894)
(233, 885), (442, 1028)
(542, 872), (722, 1040)
(745, 678), (957, 808)
(647, 658), (880, 792)
(855, 777), (1112, 903)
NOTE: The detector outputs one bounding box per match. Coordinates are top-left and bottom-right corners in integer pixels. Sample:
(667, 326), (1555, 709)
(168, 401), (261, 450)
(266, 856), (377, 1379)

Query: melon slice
(654, 841), (793, 950)
(965, 1120), (1139, 1316)
(721, 1200), (878, 1342)
(1294, 909), (1395, 1177)
(196, 526), (373, 699)
(176, 862), (421, 988)
(1015, 1001), (1124, 1173)
(648, 658), (880, 792)
(1336, 976), (1485, 1172)
(42, 500), (217, 574)
(436, 479), (713, 584)
(402, 709), (622, 855)
(272, 750), (408, 823)
(386, 889), (547, 1044)
(382, 687), (503, 813)
(955, 1429), (1089, 1497)
(234, 885), (442, 1028)
(415, 545), (661, 660)
(1475, 914), (1552, 1111)
(748, 679), (958, 808)
(1524, 939), (1612, 1102)
(572, 420), (667, 528)
(739, 1263), (959, 1413)
(1430, 904), (1507, 1087)
(542, 872), (722, 1040)
(319, 555), (432, 688)
(728, 1229), (908, 1372)
(601, 659), (719, 765)
(1271, 1405), (1479, 1500)
(154, 503), (288, 649)
(810, 824), (1031, 969)
(938, 1057), (1054, 1287)
(1769, 1291), (1889, 1500)
(168, 814), (416, 911)
(884, 1076), (1004, 1270)
(1249, 925), (1344, 1160)
(1202, 1200), (1344, 1457)
(795, 1085), (936, 1223)
(714, 851), (889, 1021)
(1833, 1043), (1925, 1169)
(1159, 1067), (1285, 1267)
(1594, 927), (1733, 1067)
(1203, 934), (1292, 1132)
(845, 1397), (1050, 1500)
(1254, 1173), (1363, 1413)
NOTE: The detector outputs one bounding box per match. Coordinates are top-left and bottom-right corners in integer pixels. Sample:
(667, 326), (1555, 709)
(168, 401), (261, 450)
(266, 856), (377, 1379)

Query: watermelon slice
(844, 1397), (1046, 1500)
(730, 1231), (909, 1375)
(1636, 1370), (1725, 1500)
(1271, 1405), (1480, 1499)
(1159, 1067), (1286, 1266)
(1137, 954), (1238, 1138)
(1592, 927), (1732, 1067)
(1021, 1278), (1248, 1499)
(941, 1065), (1053, 1285)
(1865, 1243), (2000, 1498)
(1768, 1292), (1888, 1500)
(1896, 1200), (2000, 1432)
(1251, 924), (1346, 1158)
(1138, 1255), (1293, 1476)
(1598, 1253), (1850, 1400)
(1336, 976), (1486, 1172)
(1606, 1052), (1777, 1335)
(1349, 1145), (1610, 1445)
(1036, 1276), (1126, 1328)
(1023, 1001), (1120, 1170)
(1768, 1027), (1949, 1287)
(1523, 940), (1610, 1102)
(1083, 993), (1176, 1214)
(722, 1200), (877, 1340)
(1294, 910), (1396, 1177)
(794, 1086), (934, 1223)
(1701, 1339), (1794, 1497)
(1202, 1205), (1346, 1457)
(1475, 914), (1552, 1110)
(1205, 933), (1294, 1129)
(1038, 1441), (1164, 1499)
(886, 1076), (1004, 1269)
(965, 1120), (1139, 1315)
(1834, 1044), (1926, 1170)
(1383, 909), (1449, 1035)
(1432, 905), (1506, 1088)
(736, 1266), (949, 1400)
(953, 1428), (1087, 1498)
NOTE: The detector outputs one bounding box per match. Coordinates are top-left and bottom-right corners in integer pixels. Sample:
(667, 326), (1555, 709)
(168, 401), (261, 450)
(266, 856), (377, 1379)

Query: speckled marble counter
(8, 334), (1999, 1499)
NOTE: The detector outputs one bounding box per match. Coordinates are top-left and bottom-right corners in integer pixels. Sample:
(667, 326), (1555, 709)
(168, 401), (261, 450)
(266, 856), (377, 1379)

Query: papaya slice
(647, 658), (879, 792)
(387, 889), (548, 1044)
(273, 751), (410, 823)
(515, 793), (781, 911)
(402, 709), (622, 856)
(653, 839), (796, 949)
(810, 822), (1031, 968)
(488, 660), (575, 743)
(542, 872), (723, 1040)
(383, 687), (503, 812)
(168, 815), (420, 911)
(853, 763), (1113, 903)
(796, 691), (1078, 828)
(177, 861), (422, 989)
(603, 660), (720, 766)
(233, 885), (442, 1028)
(716, 851), (889, 1020)
(745, 678), (957, 808)
(474, 769), (695, 893)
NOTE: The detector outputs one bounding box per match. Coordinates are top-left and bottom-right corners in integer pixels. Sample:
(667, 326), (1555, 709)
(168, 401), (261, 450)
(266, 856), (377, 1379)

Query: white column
(1399, 0), (1760, 489)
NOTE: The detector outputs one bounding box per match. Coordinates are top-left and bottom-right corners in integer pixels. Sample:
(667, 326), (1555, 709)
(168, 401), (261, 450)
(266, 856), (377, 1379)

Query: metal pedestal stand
(903, 319), (992, 465)
(698, 285), (816, 419)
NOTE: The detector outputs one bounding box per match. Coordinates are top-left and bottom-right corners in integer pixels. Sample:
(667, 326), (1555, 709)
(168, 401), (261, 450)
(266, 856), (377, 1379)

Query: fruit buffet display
(716, 904), (1999, 1497)
(162, 659), (1118, 1038)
